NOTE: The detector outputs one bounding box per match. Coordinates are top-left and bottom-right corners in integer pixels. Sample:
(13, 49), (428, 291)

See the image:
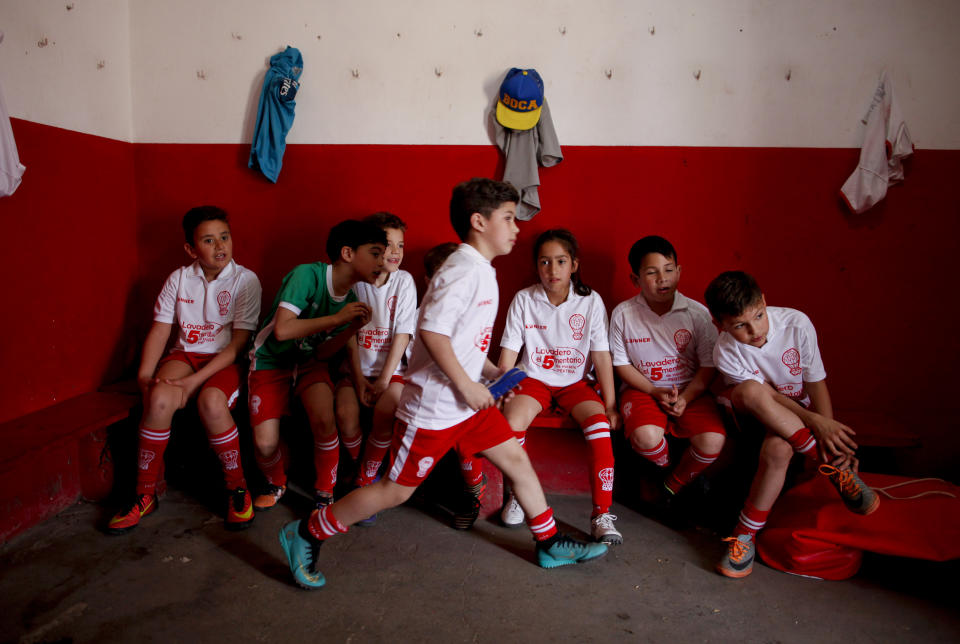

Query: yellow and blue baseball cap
(496, 68), (544, 131)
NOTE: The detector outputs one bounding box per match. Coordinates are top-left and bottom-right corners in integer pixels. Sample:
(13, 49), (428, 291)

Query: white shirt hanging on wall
(0, 32), (26, 198)
(840, 71), (913, 214)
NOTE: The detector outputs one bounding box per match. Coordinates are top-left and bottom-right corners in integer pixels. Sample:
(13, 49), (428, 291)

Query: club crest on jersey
(387, 295), (397, 322)
(364, 460), (380, 479)
(569, 314), (585, 340)
(782, 348), (802, 376)
(474, 327), (492, 353)
(599, 467), (614, 492)
(138, 449), (156, 471)
(674, 328), (692, 353)
(416, 457), (435, 478)
(622, 402), (633, 418)
(219, 449), (240, 470)
(249, 395), (262, 417)
(217, 290), (231, 316)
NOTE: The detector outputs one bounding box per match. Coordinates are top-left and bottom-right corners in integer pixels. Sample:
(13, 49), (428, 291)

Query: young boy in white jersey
(247, 220), (385, 512)
(278, 178), (608, 590)
(705, 270), (879, 578)
(108, 206), (262, 534)
(609, 236), (726, 517)
(335, 213), (417, 525)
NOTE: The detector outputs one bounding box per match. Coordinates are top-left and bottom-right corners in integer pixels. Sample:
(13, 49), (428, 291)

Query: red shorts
(388, 407), (515, 486)
(513, 378), (602, 414)
(247, 359), (334, 425)
(159, 351), (242, 409)
(620, 389), (726, 439)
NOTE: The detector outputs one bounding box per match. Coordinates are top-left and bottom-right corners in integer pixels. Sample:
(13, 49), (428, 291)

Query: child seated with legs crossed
(609, 236), (726, 518)
(704, 270), (879, 578)
(247, 221), (384, 512)
(108, 206), (262, 534)
(498, 229), (623, 544)
(278, 178), (608, 590)
(334, 212), (417, 526)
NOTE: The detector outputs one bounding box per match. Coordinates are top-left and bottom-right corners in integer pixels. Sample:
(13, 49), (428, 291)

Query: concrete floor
(2, 486), (959, 644)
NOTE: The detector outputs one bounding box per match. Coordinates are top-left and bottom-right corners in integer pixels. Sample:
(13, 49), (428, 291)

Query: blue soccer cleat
(278, 520), (326, 589)
(536, 533), (608, 569)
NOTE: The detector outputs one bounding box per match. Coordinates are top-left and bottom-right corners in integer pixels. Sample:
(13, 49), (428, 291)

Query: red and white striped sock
(307, 505), (349, 541)
(207, 425), (246, 490)
(255, 445), (287, 487)
(342, 433), (363, 462)
(527, 507), (558, 542)
(733, 500), (769, 539)
(135, 426), (170, 496)
(581, 414), (614, 515)
(665, 446), (719, 494)
(459, 455), (484, 488)
(313, 435), (340, 494)
(355, 435), (392, 486)
(787, 427), (818, 459)
(638, 436), (671, 468)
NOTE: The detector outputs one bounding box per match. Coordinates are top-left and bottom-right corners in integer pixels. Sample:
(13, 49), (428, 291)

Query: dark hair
(704, 271), (764, 321)
(534, 229), (591, 296)
(423, 242), (458, 278)
(627, 235), (677, 274)
(182, 205), (228, 244)
(449, 178), (519, 241)
(363, 211), (407, 232)
(325, 220), (388, 263)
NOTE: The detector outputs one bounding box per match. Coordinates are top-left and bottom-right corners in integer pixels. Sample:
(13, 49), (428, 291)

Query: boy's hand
(665, 394), (688, 418)
(604, 406), (621, 431)
(137, 373), (159, 396)
(339, 302), (372, 328)
(163, 373), (202, 408)
(808, 414), (858, 460)
(460, 381), (495, 411)
(652, 385), (679, 411)
(368, 375), (391, 403)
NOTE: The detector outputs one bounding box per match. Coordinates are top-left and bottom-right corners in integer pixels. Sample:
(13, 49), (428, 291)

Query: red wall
(0, 120), (138, 424)
(5, 121), (960, 443)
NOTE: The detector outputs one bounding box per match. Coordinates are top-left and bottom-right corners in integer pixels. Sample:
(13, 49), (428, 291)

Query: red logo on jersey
(217, 290), (231, 316)
(474, 327), (493, 353)
(569, 314), (585, 340)
(674, 328), (692, 353)
(477, 299), (493, 307)
(387, 295), (397, 322)
(782, 348), (802, 376)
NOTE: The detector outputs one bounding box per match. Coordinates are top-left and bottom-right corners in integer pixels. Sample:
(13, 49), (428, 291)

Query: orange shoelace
(819, 464), (861, 496)
(722, 536), (748, 563)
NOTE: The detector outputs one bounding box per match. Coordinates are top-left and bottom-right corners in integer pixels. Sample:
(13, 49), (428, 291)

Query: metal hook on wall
(603, 68), (613, 79)
(693, 69), (701, 80)
(351, 68), (359, 78)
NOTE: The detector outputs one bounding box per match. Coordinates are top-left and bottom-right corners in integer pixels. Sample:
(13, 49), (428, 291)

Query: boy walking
(247, 220), (385, 511)
(278, 178), (607, 589)
(108, 206), (262, 533)
(704, 271), (879, 578)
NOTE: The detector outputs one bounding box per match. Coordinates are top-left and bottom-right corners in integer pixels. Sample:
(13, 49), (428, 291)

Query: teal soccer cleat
(278, 520), (326, 589)
(536, 533), (608, 569)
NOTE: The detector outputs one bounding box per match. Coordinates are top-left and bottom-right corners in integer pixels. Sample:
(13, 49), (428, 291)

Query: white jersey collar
(187, 259), (236, 281)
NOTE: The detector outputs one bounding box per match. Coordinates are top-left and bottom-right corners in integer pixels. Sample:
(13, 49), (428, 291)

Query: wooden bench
(0, 390), (140, 543)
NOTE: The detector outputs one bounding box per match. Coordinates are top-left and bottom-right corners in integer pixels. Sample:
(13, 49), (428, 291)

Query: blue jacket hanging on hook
(249, 46), (302, 183)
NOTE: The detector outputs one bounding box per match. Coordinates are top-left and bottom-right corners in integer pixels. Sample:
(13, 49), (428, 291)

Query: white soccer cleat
(500, 493), (525, 527)
(591, 513), (623, 545)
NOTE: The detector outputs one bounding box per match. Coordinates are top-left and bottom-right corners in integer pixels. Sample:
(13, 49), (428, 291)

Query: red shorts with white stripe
(388, 407), (514, 487)
(159, 351), (241, 409)
(620, 389), (725, 439)
(512, 378), (602, 414)
(247, 359), (334, 425)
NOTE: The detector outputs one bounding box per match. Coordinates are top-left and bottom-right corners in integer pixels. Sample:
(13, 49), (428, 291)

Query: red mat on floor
(756, 473), (960, 580)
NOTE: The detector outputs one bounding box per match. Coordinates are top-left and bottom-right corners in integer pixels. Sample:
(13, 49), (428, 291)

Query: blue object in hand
(487, 368), (527, 400)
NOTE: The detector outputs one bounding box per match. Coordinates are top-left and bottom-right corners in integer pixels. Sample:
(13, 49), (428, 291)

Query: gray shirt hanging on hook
(495, 99), (563, 221)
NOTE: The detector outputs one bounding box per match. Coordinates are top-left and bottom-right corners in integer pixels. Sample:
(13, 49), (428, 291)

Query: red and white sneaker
(107, 493), (157, 535)
(254, 484), (286, 511)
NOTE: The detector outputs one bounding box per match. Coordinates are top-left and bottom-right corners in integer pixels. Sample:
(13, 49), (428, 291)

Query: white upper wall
(3, 0), (959, 148)
(0, 0), (133, 141)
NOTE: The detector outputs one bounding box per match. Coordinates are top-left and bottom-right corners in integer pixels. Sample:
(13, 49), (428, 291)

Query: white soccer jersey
(396, 244), (498, 429)
(353, 269), (417, 377)
(609, 292), (717, 390)
(500, 283), (609, 387)
(713, 306), (826, 406)
(154, 260), (261, 354)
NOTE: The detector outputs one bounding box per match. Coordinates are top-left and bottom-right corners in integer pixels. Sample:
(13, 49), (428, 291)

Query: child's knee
(760, 436), (794, 469)
(628, 424), (664, 450)
(253, 424), (279, 455)
(730, 380), (769, 413)
(693, 431), (726, 454)
(196, 388), (229, 424)
(145, 383), (181, 418)
(377, 479), (415, 506)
